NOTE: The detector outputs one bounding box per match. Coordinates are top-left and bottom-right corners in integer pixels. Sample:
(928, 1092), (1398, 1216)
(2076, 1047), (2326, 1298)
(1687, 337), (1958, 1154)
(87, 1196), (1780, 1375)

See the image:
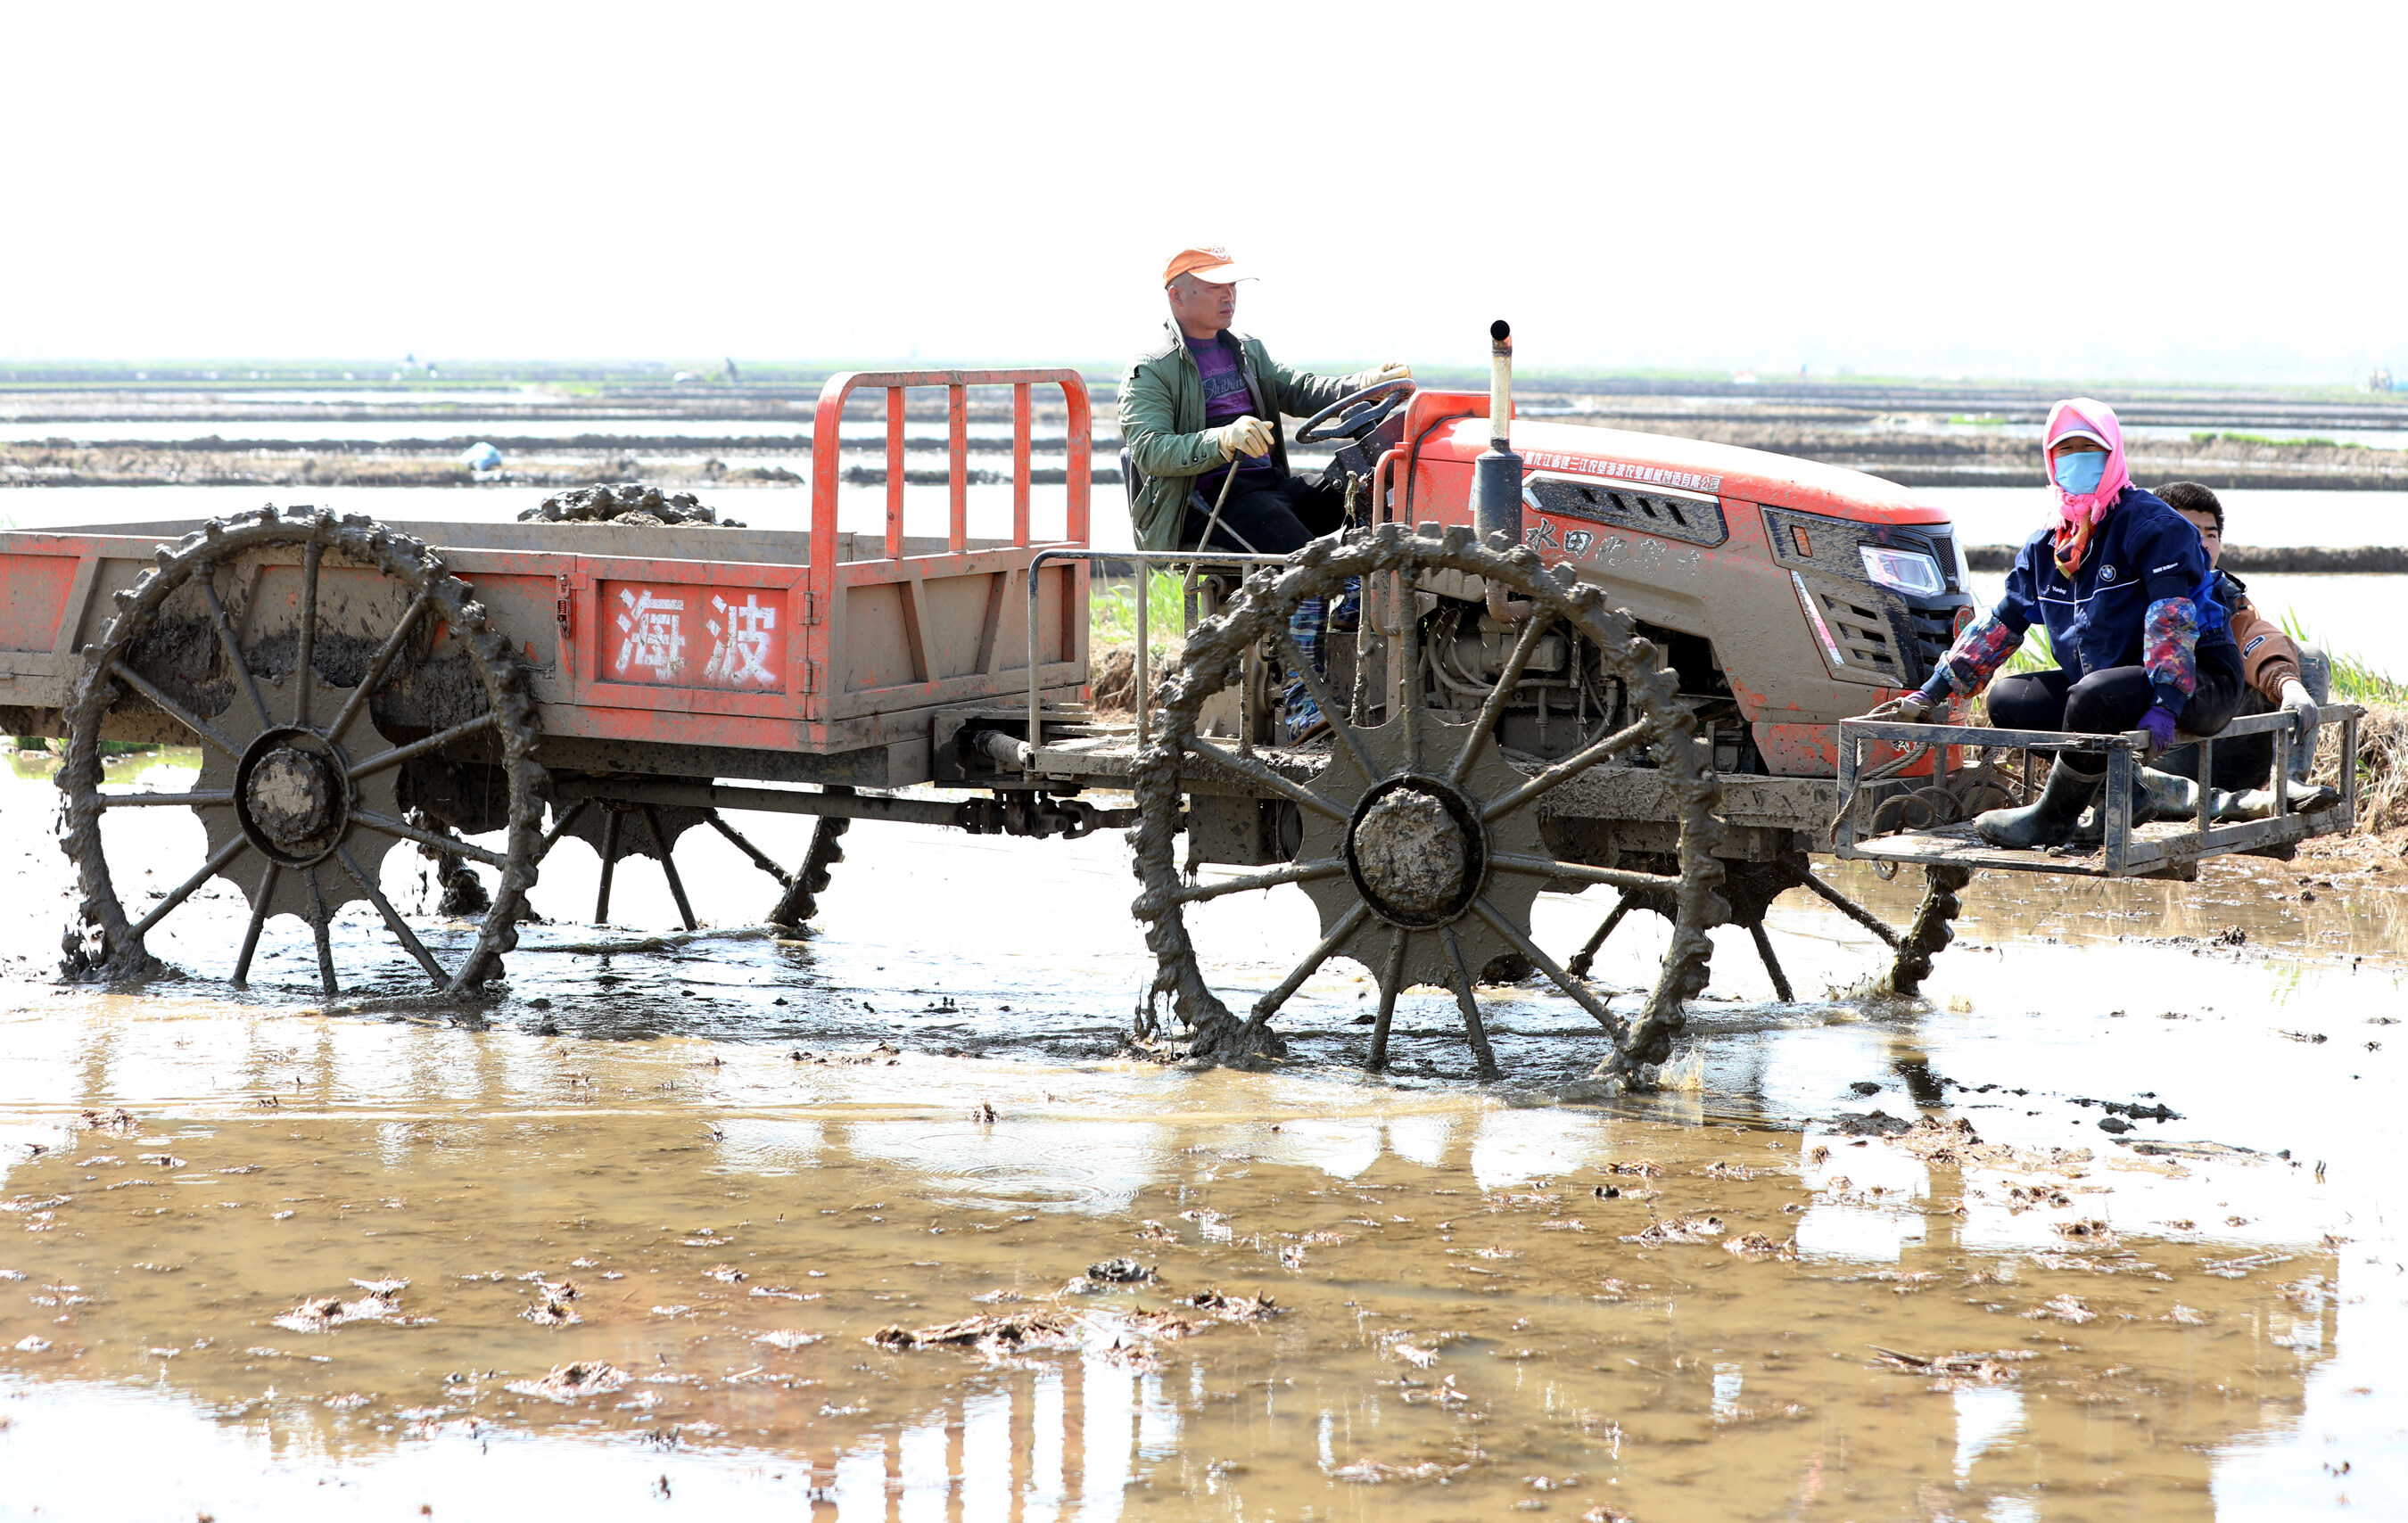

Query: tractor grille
(1900, 604), (1959, 681)
(1761, 505), (1971, 687)
(1525, 476), (1728, 547)
(1810, 585), (1903, 676)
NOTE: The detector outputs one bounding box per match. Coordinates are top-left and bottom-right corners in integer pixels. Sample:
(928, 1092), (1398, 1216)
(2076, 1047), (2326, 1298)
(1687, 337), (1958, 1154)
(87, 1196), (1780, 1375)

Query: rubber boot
(2069, 766), (2190, 847)
(2140, 766), (2201, 819)
(1974, 762), (2103, 850)
(2223, 774), (2340, 821)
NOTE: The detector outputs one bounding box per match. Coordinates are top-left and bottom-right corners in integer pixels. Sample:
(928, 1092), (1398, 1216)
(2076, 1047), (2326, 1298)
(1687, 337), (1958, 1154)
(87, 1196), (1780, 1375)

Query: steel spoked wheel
(1131, 525), (1725, 1083)
(58, 506), (543, 999)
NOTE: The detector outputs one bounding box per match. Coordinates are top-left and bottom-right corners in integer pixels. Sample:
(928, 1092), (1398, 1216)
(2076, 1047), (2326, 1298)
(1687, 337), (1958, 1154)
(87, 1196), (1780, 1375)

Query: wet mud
(0, 1025), (2378, 1522)
(2, 750), (2405, 1518)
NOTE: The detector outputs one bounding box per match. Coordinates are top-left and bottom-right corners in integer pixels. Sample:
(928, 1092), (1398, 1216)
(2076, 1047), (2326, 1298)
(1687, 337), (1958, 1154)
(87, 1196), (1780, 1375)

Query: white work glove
(1365, 360), (1413, 387)
(1213, 416), (1274, 461)
(1862, 691), (1936, 724)
(2280, 677), (2320, 778)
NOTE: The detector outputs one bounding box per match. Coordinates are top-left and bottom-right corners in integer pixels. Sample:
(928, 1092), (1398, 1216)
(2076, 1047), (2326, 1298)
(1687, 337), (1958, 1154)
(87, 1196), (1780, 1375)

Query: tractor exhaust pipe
(1471, 319), (1522, 551)
(1472, 319), (1531, 622)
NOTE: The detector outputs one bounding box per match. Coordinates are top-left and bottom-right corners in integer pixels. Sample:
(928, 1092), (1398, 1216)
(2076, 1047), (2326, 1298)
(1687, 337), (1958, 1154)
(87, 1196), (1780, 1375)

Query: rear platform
(1835, 705), (2364, 879)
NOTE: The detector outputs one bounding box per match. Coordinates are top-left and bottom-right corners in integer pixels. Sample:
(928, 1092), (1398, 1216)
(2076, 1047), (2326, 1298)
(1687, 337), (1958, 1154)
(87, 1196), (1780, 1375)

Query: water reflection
(0, 1000), (2371, 1520)
(4, 714), (2406, 1516)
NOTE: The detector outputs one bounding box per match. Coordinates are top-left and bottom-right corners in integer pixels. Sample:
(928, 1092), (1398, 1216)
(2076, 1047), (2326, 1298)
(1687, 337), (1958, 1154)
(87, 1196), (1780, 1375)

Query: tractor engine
(1306, 331), (1975, 779)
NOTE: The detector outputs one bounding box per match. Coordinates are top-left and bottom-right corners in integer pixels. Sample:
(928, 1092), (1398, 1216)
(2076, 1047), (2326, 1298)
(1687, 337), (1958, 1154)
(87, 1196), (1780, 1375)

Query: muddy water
(4, 754), (2406, 1519)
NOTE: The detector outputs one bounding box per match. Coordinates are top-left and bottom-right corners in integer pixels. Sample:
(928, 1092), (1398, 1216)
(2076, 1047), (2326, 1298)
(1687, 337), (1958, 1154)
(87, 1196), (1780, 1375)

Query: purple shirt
(1187, 333), (1279, 499)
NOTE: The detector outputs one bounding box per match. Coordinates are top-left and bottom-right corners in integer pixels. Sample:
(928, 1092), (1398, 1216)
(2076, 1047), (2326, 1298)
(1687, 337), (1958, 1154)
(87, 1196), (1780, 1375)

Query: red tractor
(1308, 324), (1975, 778)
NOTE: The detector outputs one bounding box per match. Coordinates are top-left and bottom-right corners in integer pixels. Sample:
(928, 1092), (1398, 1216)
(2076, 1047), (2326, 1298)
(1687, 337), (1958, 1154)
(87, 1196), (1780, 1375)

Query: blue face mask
(2054, 449), (2107, 495)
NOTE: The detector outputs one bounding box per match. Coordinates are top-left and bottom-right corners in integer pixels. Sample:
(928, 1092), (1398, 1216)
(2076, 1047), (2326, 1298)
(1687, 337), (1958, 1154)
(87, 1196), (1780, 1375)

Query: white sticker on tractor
(608, 583), (785, 689)
(1519, 450), (1724, 494)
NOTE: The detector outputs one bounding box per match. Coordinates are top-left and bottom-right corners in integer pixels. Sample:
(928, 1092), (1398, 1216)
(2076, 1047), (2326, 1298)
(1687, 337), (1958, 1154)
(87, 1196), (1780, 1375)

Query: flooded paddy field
(11, 374), (2408, 496)
(3, 745), (2406, 1520)
(0, 383), (2403, 1516)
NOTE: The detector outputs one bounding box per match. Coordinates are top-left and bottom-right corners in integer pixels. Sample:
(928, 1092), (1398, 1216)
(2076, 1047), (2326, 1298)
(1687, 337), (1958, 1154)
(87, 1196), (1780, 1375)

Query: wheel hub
(234, 728), (350, 864)
(1344, 773), (1487, 928)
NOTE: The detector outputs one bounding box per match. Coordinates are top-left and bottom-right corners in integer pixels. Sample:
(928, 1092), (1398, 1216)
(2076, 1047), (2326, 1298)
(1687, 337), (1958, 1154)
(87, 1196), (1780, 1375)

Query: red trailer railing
(809, 367), (1091, 568)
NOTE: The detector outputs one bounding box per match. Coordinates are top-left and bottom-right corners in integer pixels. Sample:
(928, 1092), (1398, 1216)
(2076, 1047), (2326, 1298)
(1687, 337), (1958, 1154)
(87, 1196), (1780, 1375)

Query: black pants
(1988, 660), (2243, 778)
(1179, 473), (1346, 554)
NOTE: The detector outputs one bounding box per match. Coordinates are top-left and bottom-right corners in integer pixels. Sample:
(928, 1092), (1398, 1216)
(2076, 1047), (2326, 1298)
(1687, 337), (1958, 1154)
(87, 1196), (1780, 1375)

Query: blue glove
(2137, 704), (2179, 753)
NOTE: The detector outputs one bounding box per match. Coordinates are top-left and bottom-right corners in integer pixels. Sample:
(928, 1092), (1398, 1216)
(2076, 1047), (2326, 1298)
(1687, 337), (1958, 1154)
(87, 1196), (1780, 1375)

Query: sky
(5, 1), (2404, 383)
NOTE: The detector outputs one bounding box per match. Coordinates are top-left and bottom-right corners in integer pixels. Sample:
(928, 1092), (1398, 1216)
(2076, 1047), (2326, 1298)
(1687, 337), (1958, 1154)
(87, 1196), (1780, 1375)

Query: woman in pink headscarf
(1866, 399), (2244, 849)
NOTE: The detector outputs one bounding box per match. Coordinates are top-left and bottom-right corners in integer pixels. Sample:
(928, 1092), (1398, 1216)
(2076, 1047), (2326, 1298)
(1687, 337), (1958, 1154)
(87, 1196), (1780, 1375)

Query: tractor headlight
(1857, 545), (1946, 597)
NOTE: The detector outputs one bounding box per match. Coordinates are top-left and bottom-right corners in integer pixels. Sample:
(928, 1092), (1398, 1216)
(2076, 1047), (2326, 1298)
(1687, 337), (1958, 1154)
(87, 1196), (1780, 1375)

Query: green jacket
(1117, 321), (1380, 551)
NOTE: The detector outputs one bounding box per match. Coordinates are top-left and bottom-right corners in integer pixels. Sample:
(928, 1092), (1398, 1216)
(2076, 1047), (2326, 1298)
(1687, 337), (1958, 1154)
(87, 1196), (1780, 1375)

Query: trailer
(0, 353), (2366, 1084)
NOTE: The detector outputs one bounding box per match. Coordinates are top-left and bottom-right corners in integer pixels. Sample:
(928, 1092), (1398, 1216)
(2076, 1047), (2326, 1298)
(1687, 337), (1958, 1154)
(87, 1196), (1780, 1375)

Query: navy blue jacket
(1995, 487), (2242, 696)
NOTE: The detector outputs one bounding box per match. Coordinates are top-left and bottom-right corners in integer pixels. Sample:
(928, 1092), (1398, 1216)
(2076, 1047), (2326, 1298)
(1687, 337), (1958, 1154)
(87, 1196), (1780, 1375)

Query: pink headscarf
(2043, 397), (2130, 575)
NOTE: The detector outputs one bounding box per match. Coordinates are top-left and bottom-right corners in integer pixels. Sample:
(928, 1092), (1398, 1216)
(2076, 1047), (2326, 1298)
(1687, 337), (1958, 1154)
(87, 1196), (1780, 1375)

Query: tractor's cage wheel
(57, 506), (545, 999)
(1129, 523), (1727, 1083)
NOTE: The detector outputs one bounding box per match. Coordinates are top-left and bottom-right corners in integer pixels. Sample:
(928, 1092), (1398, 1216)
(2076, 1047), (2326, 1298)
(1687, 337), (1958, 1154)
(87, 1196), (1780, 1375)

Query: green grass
(2279, 610), (2408, 704)
(1091, 571), (1186, 658)
(2002, 623), (2057, 676)
(1948, 413), (2008, 426)
(2190, 431), (2359, 450)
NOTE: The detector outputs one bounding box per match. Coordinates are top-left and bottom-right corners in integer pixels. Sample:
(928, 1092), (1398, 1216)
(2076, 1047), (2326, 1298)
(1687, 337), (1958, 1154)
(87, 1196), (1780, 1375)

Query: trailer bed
(0, 370), (1096, 788)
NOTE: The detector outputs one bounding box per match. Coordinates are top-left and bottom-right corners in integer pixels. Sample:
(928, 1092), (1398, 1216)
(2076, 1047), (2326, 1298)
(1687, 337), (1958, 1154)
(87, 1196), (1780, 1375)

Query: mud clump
(2025, 1293), (2099, 1325)
(869, 1312), (1079, 1354)
(1181, 1288), (1281, 1321)
(506, 1361), (628, 1403)
(1118, 1308), (1207, 1341)
(1329, 1454), (1477, 1485)
(1871, 1346), (2033, 1387)
(2072, 1097), (2182, 1124)
(1620, 1214), (1725, 1245)
(1088, 646), (1160, 714)
(1833, 1109), (1912, 1137)
(519, 483), (745, 529)
(1351, 789), (1466, 918)
(272, 1280), (415, 1332)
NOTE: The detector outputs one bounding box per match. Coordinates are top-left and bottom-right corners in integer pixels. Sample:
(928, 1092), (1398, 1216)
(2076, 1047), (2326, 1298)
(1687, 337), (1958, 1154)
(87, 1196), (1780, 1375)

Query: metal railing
(808, 368), (1091, 567)
(1835, 702), (2363, 876)
(1023, 547), (1296, 761)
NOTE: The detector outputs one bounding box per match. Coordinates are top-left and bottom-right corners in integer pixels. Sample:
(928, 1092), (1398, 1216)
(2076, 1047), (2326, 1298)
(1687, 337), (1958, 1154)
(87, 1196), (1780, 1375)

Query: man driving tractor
(1118, 244), (1411, 737)
(1119, 244), (1408, 556)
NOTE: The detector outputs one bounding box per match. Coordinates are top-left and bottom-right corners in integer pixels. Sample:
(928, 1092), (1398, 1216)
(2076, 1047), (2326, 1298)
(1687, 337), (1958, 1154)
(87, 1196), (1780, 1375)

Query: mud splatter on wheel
(57, 506), (543, 999)
(1569, 851), (1975, 1002)
(1130, 525), (1724, 1083)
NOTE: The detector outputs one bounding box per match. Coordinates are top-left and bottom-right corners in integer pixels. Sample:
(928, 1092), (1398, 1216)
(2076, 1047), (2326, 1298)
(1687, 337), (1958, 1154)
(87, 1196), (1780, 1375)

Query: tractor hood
(1396, 392), (1946, 525)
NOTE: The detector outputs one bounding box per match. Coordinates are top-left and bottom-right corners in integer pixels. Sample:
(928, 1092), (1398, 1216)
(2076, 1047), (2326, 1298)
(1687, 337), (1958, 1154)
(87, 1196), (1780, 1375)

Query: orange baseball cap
(1163, 244), (1258, 287)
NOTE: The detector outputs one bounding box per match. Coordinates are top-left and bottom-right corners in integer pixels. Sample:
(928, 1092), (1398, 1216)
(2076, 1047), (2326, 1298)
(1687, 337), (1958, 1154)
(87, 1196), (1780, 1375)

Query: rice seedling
(2278, 610), (2406, 704)
(1090, 569), (1185, 659)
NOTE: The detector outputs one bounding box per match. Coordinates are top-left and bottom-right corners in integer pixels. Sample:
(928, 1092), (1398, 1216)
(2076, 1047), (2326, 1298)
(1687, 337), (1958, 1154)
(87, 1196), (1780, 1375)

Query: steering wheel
(1295, 378), (1415, 447)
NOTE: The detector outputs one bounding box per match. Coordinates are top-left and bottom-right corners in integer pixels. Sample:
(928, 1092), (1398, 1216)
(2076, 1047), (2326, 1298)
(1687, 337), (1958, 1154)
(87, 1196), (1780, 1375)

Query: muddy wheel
(764, 807), (850, 929)
(57, 506), (543, 998)
(1131, 525), (1725, 1083)
(528, 795), (845, 932)
(539, 793), (710, 930)
(1569, 849), (1975, 1001)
